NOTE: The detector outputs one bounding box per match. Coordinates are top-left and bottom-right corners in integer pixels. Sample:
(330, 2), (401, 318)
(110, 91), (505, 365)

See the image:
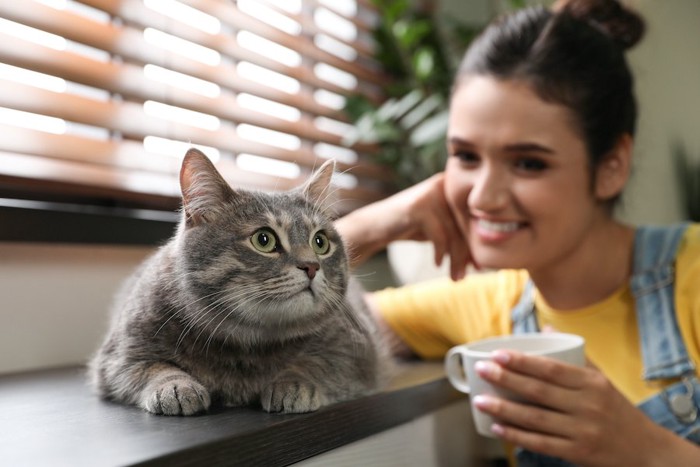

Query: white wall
(0, 243), (154, 374)
(624, 0), (700, 223)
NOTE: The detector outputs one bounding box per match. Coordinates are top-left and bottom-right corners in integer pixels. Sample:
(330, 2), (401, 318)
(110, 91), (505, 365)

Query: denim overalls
(510, 224), (700, 466)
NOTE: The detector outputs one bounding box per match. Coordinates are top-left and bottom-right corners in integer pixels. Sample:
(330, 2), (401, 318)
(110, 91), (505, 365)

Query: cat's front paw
(261, 380), (328, 413)
(142, 377), (211, 416)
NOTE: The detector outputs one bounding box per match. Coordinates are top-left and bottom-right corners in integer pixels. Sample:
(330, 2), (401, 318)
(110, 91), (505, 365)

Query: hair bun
(553, 0), (645, 49)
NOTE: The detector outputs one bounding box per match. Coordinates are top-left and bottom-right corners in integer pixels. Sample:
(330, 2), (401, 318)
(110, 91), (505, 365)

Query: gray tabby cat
(90, 148), (389, 415)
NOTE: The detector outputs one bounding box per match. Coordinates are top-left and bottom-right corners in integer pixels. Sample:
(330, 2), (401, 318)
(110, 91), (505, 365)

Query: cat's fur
(89, 148), (390, 415)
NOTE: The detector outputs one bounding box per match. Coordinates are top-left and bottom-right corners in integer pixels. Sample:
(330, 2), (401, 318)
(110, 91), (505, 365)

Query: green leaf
(382, 89), (424, 120)
(343, 94), (375, 120)
(410, 109), (450, 146)
(506, 0), (528, 11)
(400, 94), (444, 130)
(413, 48), (435, 81)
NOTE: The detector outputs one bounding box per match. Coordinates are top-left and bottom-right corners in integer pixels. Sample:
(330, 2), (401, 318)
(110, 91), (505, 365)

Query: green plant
(343, 0), (525, 188)
(343, 0), (480, 188)
(673, 141), (700, 221)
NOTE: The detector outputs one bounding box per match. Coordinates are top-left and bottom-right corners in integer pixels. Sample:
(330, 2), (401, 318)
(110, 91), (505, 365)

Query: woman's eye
(515, 157), (548, 172)
(452, 151), (479, 165)
(251, 228), (278, 253)
(311, 231), (330, 255)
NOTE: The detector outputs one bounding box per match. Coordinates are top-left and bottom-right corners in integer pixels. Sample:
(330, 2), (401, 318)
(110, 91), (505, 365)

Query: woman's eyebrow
(503, 143), (555, 154)
(447, 137), (475, 148)
(448, 138), (555, 155)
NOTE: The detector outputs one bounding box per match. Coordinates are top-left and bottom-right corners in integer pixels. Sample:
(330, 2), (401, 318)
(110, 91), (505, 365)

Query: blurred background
(0, 0), (698, 375)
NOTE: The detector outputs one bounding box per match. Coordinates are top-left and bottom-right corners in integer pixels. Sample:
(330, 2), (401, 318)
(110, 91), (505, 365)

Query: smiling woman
(0, 0), (393, 216)
(444, 77), (599, 272)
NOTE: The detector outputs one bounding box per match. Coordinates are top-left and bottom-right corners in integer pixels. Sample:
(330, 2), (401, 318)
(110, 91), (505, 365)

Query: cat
(89, 148), (390, 415)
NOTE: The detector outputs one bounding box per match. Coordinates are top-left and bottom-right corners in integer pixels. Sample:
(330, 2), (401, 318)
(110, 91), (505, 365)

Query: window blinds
(0, 0), (393, 213)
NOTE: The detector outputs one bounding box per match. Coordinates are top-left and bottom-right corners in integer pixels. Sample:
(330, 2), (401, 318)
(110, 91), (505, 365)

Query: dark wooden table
(0, 363), (465, 467)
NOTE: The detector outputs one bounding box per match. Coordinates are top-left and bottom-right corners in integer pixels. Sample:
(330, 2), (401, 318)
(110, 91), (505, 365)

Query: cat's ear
(302, 159), (336, 213)
(180, 148), (234, 226)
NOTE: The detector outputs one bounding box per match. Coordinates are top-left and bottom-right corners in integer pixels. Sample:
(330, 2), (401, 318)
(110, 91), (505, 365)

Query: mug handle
(445, 347), (471, 393)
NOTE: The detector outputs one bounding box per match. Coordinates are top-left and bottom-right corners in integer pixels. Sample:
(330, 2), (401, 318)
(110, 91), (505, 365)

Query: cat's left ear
(180, 148), (234, 226)
(302, 159), (336, 214)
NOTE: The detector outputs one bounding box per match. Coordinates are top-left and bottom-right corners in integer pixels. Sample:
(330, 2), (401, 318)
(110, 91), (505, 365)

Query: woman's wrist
(335, 200), (401, 268)
(625, 416), (700, 467)
(646, 426), (700, 467)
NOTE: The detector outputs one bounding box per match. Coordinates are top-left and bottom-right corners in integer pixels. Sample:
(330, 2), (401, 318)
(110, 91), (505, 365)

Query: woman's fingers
(489, 350), (588, 389)
(473, 351), (596, 424)
(421, 204), (470, 280)
(489, 421), (574, 460)
(473, 394), (579, 440)
(405, 173), (471, 280)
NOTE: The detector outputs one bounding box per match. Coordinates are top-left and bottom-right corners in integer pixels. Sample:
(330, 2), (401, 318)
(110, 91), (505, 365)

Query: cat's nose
(298, 262), (320, 280)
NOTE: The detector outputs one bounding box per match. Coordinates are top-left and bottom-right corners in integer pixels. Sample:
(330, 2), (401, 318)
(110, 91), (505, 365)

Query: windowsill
(0, 198), (178, 245)
(0, 362), (466, 466)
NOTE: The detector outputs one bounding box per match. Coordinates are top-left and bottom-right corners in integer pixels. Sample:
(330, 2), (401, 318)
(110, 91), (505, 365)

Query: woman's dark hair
(455, 0), (645, 191)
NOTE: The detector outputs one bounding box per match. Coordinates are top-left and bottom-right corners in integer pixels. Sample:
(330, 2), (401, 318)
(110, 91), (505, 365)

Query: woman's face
(445, 76), (607, 272)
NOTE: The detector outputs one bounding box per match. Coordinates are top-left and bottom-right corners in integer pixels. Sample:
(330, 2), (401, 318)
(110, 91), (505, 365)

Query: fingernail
(437, 251), (446, 267)
(472, 395), (493, 409)
(475, 360), (497, 377)
(492, 350), (510, 364)
(491, 423), (505, 436)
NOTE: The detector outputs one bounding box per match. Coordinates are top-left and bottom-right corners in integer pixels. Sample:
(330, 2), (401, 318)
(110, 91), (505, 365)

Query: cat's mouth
(284, 279), (319, 301)
(303, 285), (315, 297)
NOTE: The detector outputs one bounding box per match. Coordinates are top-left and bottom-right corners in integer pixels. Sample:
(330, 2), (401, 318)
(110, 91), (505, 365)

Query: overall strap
(631, 223), (693, 380)
(511, 280), (538, 333)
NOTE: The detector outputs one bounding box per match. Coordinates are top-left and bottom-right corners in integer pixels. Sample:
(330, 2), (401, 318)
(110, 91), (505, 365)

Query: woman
(336, 0), (700, 465)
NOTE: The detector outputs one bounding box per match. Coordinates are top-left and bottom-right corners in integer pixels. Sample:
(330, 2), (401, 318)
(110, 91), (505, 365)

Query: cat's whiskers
(198, 284), (272, 346)
(203, 287), (273, 354)
(325, 296), (363, 357)
(350, 271), (377, 280)
(179, 286), (259, 347)
(153, 285), (226, 339)
(181, 279), (286, 353)
(171, 288), (242, 352)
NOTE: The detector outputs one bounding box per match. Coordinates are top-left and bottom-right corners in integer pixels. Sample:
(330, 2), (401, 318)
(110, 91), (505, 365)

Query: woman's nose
(468, 166), (509, 212)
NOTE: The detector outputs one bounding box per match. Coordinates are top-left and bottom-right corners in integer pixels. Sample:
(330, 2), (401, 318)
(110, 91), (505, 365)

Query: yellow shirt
(375, 224), (700, 404)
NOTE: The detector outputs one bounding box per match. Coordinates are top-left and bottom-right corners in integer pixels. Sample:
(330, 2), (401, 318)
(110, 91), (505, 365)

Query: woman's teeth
(478, 219), (520, 233)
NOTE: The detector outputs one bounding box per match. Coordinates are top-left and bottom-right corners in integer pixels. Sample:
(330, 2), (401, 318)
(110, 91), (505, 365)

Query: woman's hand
(472, 350), (700, 467)
(335, 172), (471, 280)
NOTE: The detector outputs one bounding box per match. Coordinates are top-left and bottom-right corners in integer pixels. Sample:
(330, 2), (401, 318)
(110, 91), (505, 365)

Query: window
(0, 0), (392, 214)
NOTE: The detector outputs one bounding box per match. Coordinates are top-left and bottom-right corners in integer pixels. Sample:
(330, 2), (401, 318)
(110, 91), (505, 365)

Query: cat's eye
(311, 231), (330, 255)
(251, 228), (278, 253)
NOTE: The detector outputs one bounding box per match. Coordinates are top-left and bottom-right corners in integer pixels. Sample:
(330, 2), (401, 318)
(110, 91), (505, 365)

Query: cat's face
(174, 149), (347, 341)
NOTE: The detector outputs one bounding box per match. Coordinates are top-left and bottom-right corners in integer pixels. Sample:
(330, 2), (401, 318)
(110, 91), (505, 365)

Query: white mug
(444, 332), (585, 437)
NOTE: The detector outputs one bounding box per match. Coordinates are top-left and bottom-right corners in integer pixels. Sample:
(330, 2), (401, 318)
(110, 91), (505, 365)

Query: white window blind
(0, 0), (393, 214)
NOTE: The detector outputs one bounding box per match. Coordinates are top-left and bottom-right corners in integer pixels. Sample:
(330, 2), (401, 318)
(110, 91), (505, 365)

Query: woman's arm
(335, 172), (470, 280)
